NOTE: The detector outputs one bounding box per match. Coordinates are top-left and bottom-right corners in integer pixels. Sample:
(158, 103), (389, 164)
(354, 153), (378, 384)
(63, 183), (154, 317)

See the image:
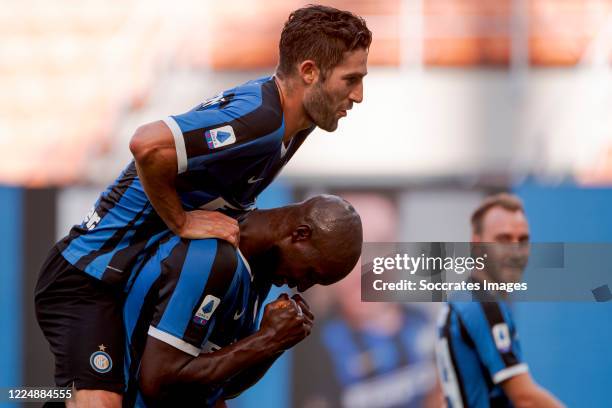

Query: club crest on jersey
(89, 345), (112, 373)
(193, 295), (221, 326)
(204, 125), (236, 149)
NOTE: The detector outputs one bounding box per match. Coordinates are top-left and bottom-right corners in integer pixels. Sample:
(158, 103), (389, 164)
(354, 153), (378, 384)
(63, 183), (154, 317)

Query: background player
(122, 195), (363, 407)
(435, 193), (564, 407)
(35, 6), (371, 407)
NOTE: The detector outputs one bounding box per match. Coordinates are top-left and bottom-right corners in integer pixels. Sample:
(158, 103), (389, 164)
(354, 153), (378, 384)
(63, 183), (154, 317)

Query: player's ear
(292, 225), (312, 242)
(298, 60), (319, 85)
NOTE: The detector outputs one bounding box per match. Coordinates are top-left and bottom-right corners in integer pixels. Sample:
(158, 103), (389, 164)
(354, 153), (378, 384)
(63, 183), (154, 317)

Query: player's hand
(260, 293), (313, 351)
(177, 210), (239, 247)
(291, 294), (315, 322)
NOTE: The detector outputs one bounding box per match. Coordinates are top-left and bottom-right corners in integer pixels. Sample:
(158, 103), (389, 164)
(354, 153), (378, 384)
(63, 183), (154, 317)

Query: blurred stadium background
(2, 0), (612, 407)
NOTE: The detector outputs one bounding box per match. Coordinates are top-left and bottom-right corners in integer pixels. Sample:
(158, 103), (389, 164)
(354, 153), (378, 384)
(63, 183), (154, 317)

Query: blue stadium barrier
(514, 183), (612, 407)
(0, 186), (23, 403)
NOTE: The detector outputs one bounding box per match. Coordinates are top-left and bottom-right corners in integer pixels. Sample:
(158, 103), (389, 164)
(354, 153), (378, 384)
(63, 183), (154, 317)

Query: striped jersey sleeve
(147, 239), (241, 356)
(455, 302), (528, 384)
(162, 77), (283, 175)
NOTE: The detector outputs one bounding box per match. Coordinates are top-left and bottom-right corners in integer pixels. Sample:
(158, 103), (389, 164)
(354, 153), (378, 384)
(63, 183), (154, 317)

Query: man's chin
(322, 125), (339, 132)
(315, 118), (339, 132)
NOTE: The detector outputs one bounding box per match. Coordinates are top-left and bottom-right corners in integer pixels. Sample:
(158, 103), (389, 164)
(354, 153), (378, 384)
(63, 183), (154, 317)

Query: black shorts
(35, 246), (126, 393)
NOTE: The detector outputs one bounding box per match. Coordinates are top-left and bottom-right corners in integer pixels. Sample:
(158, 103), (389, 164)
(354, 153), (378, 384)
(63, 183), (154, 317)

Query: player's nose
(349, 82), (363, 104)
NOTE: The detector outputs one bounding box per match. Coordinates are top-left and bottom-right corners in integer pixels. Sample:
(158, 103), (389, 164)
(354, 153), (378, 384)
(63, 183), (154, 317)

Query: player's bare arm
(501, 372), (565, 408)
(129, 121), (239, 245)
(222, 294), (314, 400)
(221, 354), (283, 400)
(138, 295), (312, 401)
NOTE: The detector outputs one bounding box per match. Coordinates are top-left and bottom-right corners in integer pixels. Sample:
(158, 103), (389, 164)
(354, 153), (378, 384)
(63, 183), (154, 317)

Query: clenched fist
(260, 293), (314, 352)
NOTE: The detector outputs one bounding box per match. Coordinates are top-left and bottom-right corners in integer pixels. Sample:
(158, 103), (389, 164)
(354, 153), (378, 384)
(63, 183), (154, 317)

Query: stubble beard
(304, 82), (339, 132)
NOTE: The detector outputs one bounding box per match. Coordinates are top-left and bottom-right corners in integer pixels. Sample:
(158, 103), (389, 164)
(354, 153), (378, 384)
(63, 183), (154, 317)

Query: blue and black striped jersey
(435, 302), (528, 408)
(123, 237), (271, 407)
(58, 76), (313, 285)
(312, 309), (437, 408)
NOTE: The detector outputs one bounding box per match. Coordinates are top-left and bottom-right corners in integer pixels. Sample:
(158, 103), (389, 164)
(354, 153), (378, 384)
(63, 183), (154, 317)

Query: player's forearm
(130, 123), (187, 235)
(141, 296), (307, 400)
(134, 159), (186, 234)
(175, 329), (281, 387)
(503, 373), (565, 408)
(512, 386), (565, 408)
(222, 352), (283, 399)
(140, 330), (281, 401)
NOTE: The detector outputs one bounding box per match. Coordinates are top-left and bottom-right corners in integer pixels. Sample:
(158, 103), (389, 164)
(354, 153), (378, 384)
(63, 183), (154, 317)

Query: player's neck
(274, 75), (313, 144)
(238, 209), (285, 261)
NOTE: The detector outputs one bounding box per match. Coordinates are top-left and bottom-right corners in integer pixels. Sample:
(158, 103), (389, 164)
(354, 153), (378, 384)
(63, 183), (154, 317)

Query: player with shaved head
(122, 195), (363, 407)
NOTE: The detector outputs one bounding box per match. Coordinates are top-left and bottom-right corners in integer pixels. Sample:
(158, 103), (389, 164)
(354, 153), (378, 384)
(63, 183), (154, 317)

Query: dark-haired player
(35, 5), (371, 407)
(435, 193), (564, 407)
(123, 195), (363, 407)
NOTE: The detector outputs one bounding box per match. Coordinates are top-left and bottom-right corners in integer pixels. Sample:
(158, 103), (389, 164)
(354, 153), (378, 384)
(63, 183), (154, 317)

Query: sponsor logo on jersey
(492, 323), (511, 353)
(204, 125), (236, 149)
(193, 295), (221, 326)
(89, 344), (112, 373)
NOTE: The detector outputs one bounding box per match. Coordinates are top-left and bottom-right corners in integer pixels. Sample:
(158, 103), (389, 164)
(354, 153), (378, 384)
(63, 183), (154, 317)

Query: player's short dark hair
(277, 5), (372, 79)
(471, 193), (525, 234)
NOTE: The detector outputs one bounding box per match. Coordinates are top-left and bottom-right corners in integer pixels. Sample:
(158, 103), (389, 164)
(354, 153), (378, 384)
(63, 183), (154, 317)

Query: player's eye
(495, 235), (511, 243)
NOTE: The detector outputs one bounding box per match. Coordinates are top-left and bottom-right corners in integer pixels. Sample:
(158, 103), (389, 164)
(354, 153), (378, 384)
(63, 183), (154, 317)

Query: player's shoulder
(448, 301), (488, 326)
(448, 301), (481, 316)
(204, 76), (281, 121)
(451, 301), (513, 329)
(233, 75), (278, 101)
(185, 238), (239, 271)
(225, 76), (283, 133)
(480, 301), (513, 323)
(181, 76), (283, 144)
(161, 239), (240, 296)
(168, 76), (284, 150)
(159, 238), (236, 277)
